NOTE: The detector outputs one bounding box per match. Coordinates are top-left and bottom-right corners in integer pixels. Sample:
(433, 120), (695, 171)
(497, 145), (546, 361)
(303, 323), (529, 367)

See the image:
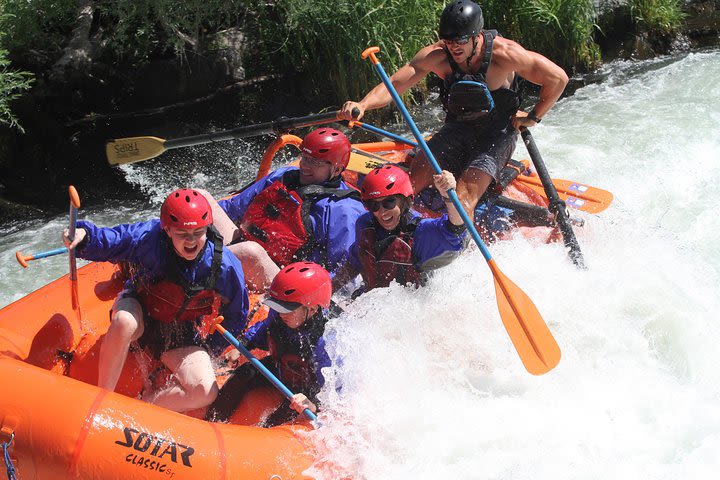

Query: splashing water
(1, 50), (719, 480)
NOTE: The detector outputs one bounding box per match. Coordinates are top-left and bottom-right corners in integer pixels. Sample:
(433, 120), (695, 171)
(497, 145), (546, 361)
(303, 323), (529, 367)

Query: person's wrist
(527, 109), (542, 123)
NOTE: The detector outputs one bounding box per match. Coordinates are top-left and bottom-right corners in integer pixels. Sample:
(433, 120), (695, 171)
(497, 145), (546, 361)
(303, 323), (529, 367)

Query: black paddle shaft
(164, 111), (341, 150)
(521, 128), (586, 269)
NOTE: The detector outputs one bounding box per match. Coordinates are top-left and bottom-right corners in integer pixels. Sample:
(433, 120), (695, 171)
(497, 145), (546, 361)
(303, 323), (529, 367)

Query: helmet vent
(201, 212), (208, 220)
(386, 182), (395, 190)
(169, 214), (178, 222)
(185, 195), (191, 203)
(319, 148), (329, 153)
(284, 288), (296, 295)
(299, 267), (309, 272)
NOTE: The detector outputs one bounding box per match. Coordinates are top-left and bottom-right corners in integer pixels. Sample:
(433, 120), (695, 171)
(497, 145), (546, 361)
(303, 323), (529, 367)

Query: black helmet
(438, 0), (484, 40)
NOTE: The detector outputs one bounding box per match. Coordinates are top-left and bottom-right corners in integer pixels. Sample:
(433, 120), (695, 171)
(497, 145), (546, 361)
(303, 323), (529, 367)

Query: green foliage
(94, 0), (246, 64)
(248, 0), (605, 102)
(0, 11), (34, 131)
(628, 0), (684, 33)
(249, 0), (446, 102)
(0, 0), (78, 55)
(482, 0), (600, 71)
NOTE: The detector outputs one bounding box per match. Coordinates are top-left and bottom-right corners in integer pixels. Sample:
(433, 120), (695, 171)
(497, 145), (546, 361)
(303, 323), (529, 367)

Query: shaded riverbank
(1, 0), (717, 221)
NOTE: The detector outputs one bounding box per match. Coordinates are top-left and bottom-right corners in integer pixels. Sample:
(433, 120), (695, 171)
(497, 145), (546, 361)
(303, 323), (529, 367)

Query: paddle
(105, 110), (345, 166)
(68, 186), (81, 312)
(361, 46), (560, 375)
(347, 120), (613, 214)
(16, 247), (68, 268)
(521, 128), (585, 268)
(208, 316), (318, 422)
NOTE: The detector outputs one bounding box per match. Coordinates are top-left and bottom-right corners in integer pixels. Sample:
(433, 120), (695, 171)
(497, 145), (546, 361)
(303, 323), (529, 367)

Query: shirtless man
(341, 0), (568, 217)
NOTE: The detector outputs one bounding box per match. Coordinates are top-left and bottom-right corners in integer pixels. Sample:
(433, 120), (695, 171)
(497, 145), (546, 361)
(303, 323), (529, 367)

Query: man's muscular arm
(497, 39), (568, 128)
(340, 44), (445, 120)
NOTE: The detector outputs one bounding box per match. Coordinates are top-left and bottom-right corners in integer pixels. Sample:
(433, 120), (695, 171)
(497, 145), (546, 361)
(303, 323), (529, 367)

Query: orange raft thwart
(0, 262), (316, 480)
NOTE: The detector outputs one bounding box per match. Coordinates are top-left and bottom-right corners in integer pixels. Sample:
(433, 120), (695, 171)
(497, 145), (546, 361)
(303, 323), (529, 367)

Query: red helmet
(300, 128), (351, 170)
(360, 165), (414, 201)
(160, 189), (213, 229)
(265, 262), (332, 313)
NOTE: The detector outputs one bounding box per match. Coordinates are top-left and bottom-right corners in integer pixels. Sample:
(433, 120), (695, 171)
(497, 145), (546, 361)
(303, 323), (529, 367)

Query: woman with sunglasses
(346, 165), (467, 292)
(340, 0), (568, 219)
(199, 128), (365, 291)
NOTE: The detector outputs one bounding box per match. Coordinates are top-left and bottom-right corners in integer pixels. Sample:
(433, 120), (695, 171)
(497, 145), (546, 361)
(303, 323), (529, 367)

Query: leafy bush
(249, 0), (445, 102)
(0, 0), (78, 56)
(0, 11), (34, 131)
(491, 0), (601, 70)
(94, 0), (247, 63)
(628, 0), (684, 33)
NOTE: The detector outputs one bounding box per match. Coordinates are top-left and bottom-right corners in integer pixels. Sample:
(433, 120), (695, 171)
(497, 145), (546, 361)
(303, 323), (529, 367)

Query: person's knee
(110, 309), (141, 338)
(186, 378), (219, 408)
(230, 241), (270, 265)
(194, 188), (214, 202)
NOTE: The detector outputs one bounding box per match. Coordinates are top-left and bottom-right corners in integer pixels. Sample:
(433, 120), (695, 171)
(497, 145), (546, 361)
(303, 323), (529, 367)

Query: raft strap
(1, 432), (17, 480)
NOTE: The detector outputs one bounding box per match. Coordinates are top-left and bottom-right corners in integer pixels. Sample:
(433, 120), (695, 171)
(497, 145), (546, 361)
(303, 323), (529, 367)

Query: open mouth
(377, 211), (397, 228)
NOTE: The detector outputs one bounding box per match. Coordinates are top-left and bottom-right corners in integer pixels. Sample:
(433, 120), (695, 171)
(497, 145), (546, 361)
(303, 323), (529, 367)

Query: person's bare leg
(408, 151), (437, 194)
(228, 241), (280, 292)
(196, 188), (240, 245)
(144, 346), (219, 412)
(455, 167), (494, 218)
(98, 295), (144, 391)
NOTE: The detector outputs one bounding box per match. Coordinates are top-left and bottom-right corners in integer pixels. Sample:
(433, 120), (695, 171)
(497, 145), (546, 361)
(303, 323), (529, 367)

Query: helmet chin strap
(466, 35), (479, 70)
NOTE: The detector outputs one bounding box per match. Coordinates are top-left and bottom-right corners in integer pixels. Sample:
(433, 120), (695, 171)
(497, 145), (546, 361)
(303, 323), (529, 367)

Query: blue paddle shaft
(370, 59), (493, 261)
(358, 122), (418, 146)
(220, 329), (318, 421)
(34, 247), (68, 260)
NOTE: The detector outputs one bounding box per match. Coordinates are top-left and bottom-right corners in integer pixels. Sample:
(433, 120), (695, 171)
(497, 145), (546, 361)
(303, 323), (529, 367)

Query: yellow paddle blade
(105, 136), (167, 166)
(518, 175), (613, 214)
(488, 260), (561, 375)
(347, 149), (398, 174)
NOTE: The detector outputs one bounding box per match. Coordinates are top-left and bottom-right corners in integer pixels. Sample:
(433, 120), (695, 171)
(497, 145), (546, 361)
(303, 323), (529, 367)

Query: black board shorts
(425, 122), (518, 181)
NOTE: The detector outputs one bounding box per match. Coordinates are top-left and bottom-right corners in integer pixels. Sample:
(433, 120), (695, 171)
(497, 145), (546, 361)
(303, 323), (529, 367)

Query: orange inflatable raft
(0, 139), (607, 479)
(0, 261), (316, 480)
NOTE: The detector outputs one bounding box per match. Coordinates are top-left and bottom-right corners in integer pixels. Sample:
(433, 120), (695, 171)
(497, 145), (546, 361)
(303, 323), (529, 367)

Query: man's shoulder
(489, 35), (527, 64)
(413, 42), (451, 70)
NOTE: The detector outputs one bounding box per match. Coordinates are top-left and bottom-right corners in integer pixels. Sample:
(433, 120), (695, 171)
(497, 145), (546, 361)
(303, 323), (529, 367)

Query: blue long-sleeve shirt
(243, 310), (331, 392)
(348, 210), (467, 273)
(218, 166), (365, 275)
(76, 219), (249, 344)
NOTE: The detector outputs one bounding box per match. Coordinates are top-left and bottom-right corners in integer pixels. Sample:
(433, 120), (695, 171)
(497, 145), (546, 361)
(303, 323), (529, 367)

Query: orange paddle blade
(517, 175), (613, 214)
(488, 260), (561, 375)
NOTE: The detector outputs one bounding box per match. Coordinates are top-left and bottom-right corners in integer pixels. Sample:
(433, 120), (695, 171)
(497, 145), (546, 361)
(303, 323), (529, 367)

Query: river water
(2, 50), (719, 479)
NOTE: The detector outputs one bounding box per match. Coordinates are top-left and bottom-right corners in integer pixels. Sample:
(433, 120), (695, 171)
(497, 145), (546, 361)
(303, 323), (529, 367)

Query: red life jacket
(266, 312), (327, 394)
(239, 170), (360, 267)
(358, 216), (424, 290)
(138, 228), (224, 325)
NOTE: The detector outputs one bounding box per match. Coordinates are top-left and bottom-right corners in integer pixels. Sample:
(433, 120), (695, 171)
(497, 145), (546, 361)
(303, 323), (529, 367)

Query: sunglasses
(443, 36), (471, 46)
(364, 196), (399, 213)
(300, 154), (330, 168)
